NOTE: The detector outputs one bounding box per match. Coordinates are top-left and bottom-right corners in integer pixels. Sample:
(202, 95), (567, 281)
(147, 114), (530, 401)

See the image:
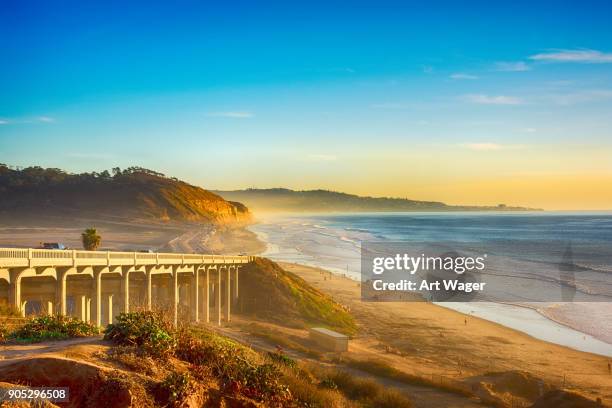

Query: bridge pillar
(225, 266), (231, 323)
(204, 267), (210, 323)
(192, 268), (200, 322)
(107, 294), (113, 325)
(76, 294), (87, 321)
(145, 267), (152, 311)
(55, 267), (73, 316)
(8, 268), (25, 314)
(234, 266), (240, 304)
(217, 267), (222, 326)
(92, 268), (104, 326)
(171, 267), (178, 327)
(121, 267), (131, 314)
(20, 300), (27, 317)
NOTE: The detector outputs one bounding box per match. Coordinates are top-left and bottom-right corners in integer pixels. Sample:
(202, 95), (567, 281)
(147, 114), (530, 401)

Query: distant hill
(0, 165), (251, 225)
(214, 188), (541, 212)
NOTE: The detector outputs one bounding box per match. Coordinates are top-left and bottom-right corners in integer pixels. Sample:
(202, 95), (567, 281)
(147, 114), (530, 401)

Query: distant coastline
(215, 188), (542, 213)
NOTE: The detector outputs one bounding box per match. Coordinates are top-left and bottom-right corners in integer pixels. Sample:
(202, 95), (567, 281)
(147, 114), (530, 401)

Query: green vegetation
(160, 372), (195, 406)
(0, 164), (251, 224)
(240, 258), (357, 334)
(98, 311), (413, 407)
(104, 311), (175, 357)
(81, 227), (101, 250)
(8, 315), (99, 343)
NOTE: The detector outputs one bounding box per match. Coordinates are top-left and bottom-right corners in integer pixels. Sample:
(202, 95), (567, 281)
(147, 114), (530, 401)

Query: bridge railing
(0, 247), (253, 268)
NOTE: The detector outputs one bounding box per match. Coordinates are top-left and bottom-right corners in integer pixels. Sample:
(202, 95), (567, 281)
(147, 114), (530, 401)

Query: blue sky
(1, 1), (612, 208)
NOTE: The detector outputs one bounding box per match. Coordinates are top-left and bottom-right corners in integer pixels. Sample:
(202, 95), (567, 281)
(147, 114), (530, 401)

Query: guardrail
(0, 248), (253, 268)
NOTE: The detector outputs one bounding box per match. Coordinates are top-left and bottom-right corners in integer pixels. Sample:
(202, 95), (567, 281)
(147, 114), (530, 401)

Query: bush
(10, 315), (99, 343)
(176, 328), (292, 404)
(160, 372), (194, 407)
(267, 351), (297, 368)
(0, 323), (8, 343)
(104, 311), (175, 358)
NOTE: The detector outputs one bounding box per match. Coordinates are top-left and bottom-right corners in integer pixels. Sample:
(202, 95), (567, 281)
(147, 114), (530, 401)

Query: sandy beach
(278, 261), (612, 403)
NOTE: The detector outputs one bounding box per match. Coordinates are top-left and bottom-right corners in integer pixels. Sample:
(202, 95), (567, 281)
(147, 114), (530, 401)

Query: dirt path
(0, 336), (106, 367)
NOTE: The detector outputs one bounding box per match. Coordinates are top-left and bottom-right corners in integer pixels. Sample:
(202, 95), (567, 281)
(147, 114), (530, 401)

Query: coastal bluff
(0, 165), (252, 226)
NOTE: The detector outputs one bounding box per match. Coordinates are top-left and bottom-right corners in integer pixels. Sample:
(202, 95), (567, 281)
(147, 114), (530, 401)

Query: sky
(1, 0), (612, 210)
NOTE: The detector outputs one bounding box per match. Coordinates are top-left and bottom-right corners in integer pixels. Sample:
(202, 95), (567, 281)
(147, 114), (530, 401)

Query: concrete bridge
(0, 248), (253, 327)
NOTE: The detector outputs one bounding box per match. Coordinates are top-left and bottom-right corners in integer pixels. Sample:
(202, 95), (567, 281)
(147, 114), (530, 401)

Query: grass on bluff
(5, 314), (99, 343)
(100, 311), (413, 407)
(239, 257), (357, 334)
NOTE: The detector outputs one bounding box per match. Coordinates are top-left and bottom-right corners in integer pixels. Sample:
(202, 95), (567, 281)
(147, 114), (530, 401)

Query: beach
(278, 261), (612, 402)
(249, 212), (612, 354)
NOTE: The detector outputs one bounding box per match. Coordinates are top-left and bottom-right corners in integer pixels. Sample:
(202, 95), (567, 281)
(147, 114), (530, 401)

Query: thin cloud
(495, 61), (530, 72)
(464, 143), (525, 151)
(530, 49), (612, 64)
(206, 111), (254, 118)
(522, 128), (537, 133)
(551, 90), (612, 105)
(450, 73), (478, 80)
(37, 116), (55, 123)
(0, 119), (8, 125)
(463, 94), (524, 105)
(422, 65), (433, 74)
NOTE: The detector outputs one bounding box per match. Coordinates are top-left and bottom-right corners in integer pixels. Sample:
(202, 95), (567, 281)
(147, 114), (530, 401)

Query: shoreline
(278, 261), (612, 401)
(248, 218), (612, 356)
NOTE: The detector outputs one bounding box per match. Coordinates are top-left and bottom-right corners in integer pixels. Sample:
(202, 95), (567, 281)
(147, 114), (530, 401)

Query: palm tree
(81, 227), (101, 251)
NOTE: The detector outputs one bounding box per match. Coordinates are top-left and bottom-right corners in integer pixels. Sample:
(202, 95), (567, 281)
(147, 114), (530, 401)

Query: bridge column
(75, 294), (87, 321)
(106, 294), (113, 325)
(55, 267), (73, 316)
(234, 266), (240, 304)
(145, 267), (153, 311)
(121, 267), (131, 314)
(8, 268), (25, 314)
(204, 266), (210, 323)
(225, 266), (232, 323)
(192, 267), (200, 322)
(171, 267), (178, 327)
(92, 267), (104, 326)
(217, 267), (223, 326)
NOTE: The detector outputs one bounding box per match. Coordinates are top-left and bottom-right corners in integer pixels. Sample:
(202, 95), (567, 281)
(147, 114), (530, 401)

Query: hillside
(238, 257), (356, 333)
(214, 188), (541, 213)
(0, 165), (251, 225)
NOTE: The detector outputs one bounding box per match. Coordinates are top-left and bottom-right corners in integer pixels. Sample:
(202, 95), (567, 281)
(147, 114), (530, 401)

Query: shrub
(104, 311), (175, 357)
(160, 372), (194, 407)
(10, 315), (99, 343)
(176, 328), (292, 404)
(267, 351), (297, 368)
(0, 323), (8, 343)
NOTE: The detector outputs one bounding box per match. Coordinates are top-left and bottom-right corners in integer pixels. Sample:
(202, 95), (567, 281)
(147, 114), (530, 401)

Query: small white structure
(309, 327), (349, 352)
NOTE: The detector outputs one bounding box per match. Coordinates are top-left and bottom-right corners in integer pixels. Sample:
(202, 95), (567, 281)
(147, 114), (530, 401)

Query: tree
(81, 227), (101, 251)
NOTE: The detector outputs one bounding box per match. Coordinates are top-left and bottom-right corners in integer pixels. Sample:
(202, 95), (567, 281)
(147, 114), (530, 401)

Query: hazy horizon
(2, 1), (612, 210)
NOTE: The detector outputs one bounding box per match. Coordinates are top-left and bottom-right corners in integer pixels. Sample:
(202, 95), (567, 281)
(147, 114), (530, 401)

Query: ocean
(250, 212), (612, 356)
